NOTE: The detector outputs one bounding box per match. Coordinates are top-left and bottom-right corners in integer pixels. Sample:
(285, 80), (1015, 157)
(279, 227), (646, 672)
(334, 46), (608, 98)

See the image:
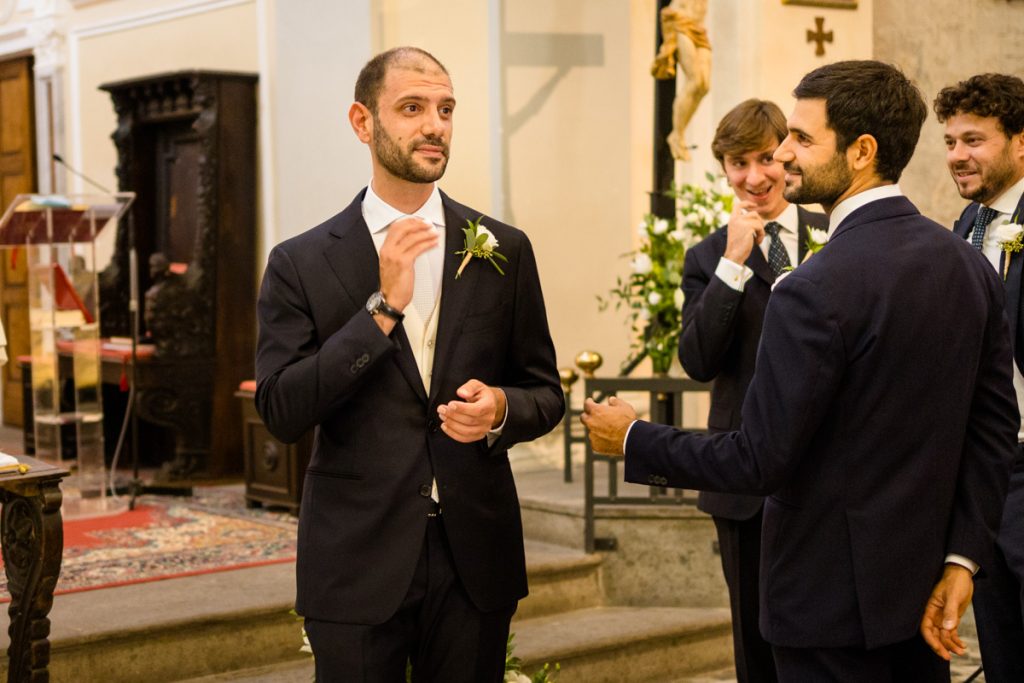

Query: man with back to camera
(583, 60), (1018, 681)
(935, 72), (1024, 683)
(678, 98), (827, 683)
(255, 47), (563, 682)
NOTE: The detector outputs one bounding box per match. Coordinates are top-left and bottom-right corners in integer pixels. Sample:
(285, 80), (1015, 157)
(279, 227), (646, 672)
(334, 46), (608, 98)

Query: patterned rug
(0, 487), (297, 599)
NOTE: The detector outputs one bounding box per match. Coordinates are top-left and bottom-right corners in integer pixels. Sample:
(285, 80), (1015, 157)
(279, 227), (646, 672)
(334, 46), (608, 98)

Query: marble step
(513, 605), (733, 683)
(0, 541), (602, 682)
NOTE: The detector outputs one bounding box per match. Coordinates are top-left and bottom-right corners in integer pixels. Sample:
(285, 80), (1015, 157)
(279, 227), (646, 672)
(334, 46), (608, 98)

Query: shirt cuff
(945, 554), (979, 576)
(715, 257), (753, 292)
(623, 419), (640, 455)
(486, 391), (509, 447)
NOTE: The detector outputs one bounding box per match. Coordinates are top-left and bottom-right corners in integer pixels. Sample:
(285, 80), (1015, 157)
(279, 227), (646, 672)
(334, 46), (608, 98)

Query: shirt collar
(362, 181), (446, 234)
(769, 203), (799, 233)
(828, 184), (903, 237)
(987, 174), (1024, 218)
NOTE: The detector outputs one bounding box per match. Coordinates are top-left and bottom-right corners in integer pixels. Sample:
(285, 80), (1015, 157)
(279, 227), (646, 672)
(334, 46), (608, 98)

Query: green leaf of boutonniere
(455, 216), (507, 278)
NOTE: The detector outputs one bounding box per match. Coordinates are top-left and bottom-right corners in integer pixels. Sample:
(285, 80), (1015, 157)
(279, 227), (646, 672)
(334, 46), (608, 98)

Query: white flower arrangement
(600, 173), (733, 373)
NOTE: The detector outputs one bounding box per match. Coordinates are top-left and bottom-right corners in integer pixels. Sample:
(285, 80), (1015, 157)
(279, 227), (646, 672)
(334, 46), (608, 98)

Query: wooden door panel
(0, 56), (36, 427)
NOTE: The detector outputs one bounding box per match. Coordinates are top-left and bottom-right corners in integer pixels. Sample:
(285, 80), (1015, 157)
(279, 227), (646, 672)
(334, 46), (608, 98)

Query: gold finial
(559, 367), (579, 392)
(575, 350), (603, 378)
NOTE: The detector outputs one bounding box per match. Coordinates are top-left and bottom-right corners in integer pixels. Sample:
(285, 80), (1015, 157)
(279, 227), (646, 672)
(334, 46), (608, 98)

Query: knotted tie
(971, 206), (1000, 251)
(764, 221), (791, 277)
(409, 218), (442, 322)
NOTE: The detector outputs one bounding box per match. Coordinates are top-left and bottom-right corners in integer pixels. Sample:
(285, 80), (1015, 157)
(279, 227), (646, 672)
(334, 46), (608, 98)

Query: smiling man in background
(936, 72), (1024, 683)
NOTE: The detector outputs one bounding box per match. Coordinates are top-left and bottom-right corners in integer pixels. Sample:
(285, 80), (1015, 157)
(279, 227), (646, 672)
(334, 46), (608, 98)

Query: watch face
(366, 291), (383, 313)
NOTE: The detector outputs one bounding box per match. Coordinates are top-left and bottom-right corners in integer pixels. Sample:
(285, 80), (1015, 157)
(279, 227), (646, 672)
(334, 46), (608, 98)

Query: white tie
(409, 217), (442, 322)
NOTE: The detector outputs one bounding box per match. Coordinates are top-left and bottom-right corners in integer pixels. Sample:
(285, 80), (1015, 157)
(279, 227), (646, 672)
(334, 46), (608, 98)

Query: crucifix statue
(650, 0), (711, 162)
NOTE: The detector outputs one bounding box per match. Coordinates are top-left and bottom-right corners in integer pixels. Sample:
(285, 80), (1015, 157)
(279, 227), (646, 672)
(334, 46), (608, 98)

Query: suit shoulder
(798, 207), (828, 229)
(445, 195), (529, 246)
(687, 226), (728, 258)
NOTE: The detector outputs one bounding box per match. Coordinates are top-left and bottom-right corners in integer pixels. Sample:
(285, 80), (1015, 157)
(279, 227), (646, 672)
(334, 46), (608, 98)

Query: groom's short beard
(783, 151), (853, 207)
(373, 114), (449, 184)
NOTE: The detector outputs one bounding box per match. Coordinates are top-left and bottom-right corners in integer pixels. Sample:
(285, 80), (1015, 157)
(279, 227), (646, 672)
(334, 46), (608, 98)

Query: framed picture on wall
(782, 0), (858, 8)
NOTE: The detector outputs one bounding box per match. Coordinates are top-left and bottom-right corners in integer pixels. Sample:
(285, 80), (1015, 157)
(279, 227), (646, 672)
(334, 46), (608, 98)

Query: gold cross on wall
(806, 16), (833, 56)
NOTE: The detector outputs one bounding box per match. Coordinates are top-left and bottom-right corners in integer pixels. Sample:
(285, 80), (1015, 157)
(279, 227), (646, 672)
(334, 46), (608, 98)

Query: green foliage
(599, 173), (733, 373)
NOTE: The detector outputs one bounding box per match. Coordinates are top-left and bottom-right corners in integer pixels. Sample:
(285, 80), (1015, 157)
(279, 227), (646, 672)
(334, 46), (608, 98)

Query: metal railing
(570, 374), (709, 553)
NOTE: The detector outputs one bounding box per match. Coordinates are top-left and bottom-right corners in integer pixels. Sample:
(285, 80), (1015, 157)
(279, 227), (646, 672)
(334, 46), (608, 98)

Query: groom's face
(774, 98), (853, 209)
(370, 59), (455, 184)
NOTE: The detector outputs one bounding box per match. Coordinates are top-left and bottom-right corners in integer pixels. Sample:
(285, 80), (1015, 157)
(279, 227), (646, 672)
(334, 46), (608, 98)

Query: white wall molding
(73, 0), (251, 39)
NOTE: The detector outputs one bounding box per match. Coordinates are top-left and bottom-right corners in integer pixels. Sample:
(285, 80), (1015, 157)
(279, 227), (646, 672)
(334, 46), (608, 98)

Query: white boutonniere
(779, 226), (830, 277)
(455, 216), (507, 278)
(995, 220), (1024, 281)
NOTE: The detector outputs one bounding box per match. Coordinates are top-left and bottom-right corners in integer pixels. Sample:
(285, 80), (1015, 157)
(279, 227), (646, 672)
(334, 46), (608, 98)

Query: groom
(255, 47), (563, 682)
(583, 60), (1018, 681)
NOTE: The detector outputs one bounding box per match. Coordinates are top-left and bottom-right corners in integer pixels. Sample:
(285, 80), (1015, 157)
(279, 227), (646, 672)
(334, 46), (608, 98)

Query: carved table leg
(2, 483), (64, 682)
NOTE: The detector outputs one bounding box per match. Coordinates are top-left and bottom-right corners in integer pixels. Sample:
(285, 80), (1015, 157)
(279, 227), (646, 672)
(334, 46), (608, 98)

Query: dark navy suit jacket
(680, 207), (828, 520)
(954, 191), (1024, 374)
(255, 190), (563, 625)
(628, 195), (1017, 649)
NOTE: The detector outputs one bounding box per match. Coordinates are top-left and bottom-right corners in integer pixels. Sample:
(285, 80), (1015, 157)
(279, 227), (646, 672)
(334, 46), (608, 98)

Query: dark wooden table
(0, 456), (68, 682)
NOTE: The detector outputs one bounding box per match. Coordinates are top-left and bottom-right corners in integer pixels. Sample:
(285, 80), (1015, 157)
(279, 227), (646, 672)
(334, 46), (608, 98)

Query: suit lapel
(746, 246), (774, 285)
(323, 192), (427, 403)
(1006, 194), (1024, 370)
(953, 203), (978, 239)
(428, 195), (483, 403)
(797, 215), (809, 263)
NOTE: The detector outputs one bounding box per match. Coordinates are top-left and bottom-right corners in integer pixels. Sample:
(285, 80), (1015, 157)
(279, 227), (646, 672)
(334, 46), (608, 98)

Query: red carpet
(0, 490), (297, 599)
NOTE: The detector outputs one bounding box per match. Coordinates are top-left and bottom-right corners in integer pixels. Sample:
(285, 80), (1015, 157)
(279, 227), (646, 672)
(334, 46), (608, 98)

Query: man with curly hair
(936, 72), (1024, 683)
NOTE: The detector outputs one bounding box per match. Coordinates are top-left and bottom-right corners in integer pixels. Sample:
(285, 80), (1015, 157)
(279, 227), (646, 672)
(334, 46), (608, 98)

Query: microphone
(52, 153), (112, 194)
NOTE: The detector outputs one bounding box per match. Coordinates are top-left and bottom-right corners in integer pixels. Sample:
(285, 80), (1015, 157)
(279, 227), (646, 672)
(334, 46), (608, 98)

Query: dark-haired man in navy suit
(679, 98), (826, 683)
(584, 60), (1018, 681)
(936, 72), (1024, 683)
(255, 46), (563, 683)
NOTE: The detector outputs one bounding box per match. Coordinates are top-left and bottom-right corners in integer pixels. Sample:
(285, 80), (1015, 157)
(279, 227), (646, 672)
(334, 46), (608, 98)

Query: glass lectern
(0, 193), (135, 515)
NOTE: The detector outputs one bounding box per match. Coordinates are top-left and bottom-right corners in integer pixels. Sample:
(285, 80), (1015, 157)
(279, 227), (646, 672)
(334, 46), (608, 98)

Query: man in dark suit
(679, 99), (827, 683)
(583, 60), (1018, 681)
(255, 47), (563, 683)
(936, 72), (1024, 683)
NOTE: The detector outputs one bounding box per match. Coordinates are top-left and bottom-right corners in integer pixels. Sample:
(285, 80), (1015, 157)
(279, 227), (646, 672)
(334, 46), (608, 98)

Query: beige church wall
(874, 0), (1024, 228)
(260, 1), (372, 251)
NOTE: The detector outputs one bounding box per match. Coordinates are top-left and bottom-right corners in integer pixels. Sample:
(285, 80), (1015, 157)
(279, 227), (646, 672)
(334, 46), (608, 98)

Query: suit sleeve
(489, 236), (565, 453)
(254, 245), (400, 443)
(627, 273), (844, 494)
(946, 276), (1018, 569)
(678, 242), (744, 382)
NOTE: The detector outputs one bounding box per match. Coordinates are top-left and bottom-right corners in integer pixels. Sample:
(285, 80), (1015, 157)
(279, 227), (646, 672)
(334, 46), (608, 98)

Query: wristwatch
(365, 290), (404, 322)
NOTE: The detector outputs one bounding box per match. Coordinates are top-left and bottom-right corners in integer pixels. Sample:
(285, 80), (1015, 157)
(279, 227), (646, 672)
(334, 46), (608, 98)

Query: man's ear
(847, 133), (878, 172)
(349, 102), (373, 144)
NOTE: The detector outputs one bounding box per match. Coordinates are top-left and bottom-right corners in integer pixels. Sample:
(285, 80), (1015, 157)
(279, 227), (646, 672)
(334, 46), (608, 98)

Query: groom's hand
(581, 396), (637, 456)
(378, 216), (438, 312)
(438, 379), (507, 443)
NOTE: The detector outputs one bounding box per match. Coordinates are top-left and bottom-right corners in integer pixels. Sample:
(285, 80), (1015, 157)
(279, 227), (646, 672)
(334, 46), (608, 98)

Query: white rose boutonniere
(994, 221), (1024, 281)
(455, 216), (508, 279)
(780, 226), (830, 277)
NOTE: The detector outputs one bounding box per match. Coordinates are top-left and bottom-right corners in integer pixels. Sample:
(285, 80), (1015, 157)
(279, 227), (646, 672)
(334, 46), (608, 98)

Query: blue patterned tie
(971, 206), (1000, 250)
(764, 221), (791, 277)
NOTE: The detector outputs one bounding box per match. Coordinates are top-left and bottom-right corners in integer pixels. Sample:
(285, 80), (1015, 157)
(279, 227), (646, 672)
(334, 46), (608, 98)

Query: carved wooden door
(0, 55), (36, 427)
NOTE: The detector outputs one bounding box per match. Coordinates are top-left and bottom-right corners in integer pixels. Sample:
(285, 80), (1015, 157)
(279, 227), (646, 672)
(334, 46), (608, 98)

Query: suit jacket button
(349, 364), (359, 374)
(361, 353), (370, 363)
(419, 484), (432, 498)
(648, 475), (655, 484)
(427, 418), (439, 433)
